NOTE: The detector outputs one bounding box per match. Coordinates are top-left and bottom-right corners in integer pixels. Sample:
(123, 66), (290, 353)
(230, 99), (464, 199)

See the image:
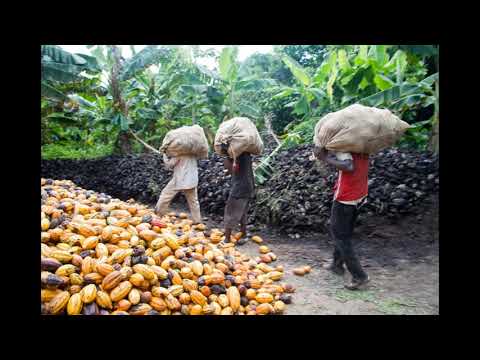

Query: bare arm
(314, 146), (354, 172)
(324, 153), (354, 172)
(223, 158), (233, 174)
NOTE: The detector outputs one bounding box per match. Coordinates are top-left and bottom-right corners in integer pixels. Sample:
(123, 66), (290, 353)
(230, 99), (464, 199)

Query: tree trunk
(114, 131), (132, 154)
(109, 45), (133, 155)
(192, 106), (196, 125)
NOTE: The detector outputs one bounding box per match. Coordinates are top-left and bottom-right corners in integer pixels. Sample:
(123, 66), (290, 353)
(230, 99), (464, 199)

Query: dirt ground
(200, 206), (439, 315)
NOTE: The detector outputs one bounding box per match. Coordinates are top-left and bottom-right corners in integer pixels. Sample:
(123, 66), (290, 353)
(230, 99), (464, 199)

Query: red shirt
(333, 153), (369, 202)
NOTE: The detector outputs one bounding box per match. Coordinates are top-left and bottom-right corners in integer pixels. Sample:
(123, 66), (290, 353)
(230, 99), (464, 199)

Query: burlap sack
(160, 125), (209, 159)
(314, 104), (411, 154)
(214, 117), (264, 158)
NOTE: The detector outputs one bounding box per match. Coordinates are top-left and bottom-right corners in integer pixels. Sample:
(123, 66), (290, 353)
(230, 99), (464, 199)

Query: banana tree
(271, 54), (326, 128)
(217, 46), (277, 121)
(42, 45), (101, 101)
(86, 45), (172, 154)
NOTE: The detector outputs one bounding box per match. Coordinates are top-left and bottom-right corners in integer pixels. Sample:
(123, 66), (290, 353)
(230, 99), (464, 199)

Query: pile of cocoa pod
(41, 179), (294, 315)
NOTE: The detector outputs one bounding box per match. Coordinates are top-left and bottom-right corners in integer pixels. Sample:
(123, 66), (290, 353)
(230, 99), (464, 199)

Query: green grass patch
(42, 142), (113, 160)
(334, 289), (417, 315)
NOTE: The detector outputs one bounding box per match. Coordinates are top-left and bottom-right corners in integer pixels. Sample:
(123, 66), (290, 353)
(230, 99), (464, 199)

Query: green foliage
(274, 45), (328, 69)
(41, 45), (438, 160)
(42, 142), (114, 159)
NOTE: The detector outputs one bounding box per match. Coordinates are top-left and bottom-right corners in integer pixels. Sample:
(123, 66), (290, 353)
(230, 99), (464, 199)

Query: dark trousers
(330, 201), (367, 281)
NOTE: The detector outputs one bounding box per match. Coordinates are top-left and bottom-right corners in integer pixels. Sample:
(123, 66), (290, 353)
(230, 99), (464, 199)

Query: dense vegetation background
(41, 45), (438, 163)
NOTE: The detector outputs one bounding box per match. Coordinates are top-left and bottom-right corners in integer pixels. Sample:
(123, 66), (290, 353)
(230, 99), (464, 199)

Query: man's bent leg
(338, 204), (368, 282)
(239, 200), (249, 235)
(184, 187), (202, 223)
(155, 180), (178, 216)
(325, 201), (346, 274)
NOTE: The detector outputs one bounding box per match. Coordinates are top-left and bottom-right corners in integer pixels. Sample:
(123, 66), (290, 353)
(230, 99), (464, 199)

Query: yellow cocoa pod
(96, 290), (113, 309)
(84, 272), (103, 285)
(246, 288), (257, 300)
(274, 300), (286, 313)
(182, 279), (198, 292)
(215, 263), (229, 274)
(95, 243), (109, 259)
(76, 224), (97, 237)
(227, 287), (240, 312)
(69, 273), (84, 286)
(268, 271), (283, 281)
(190, 260), (203, 276)
(256, 303), (274, 315)
(190, 304), (203, 315)
(96, 262), (115, 277)
(211, 301), (222, 315)
(203, 263), (213, 275)
(139, 229), (157, 241)
(41, 218), (50, 231)
(180, 267), (194, 279)
(179, 293), (191, 305)
(50, 250), (73, 263)
(251, 235), (263, 243)
(69, 285), (82, 295)
(218, 294), (229, 308)
(110, 281), (132, 302)
(49, 228), (64, 242)
(41, 289), (62, 303)
(129, 235), (140, 247)
(49, 291), (70, 315)
(293, 267), (306, 276)
(101, 270), (124, 291)
(129, 273), (145, 287)
(133, 264), (155, 280)
(150, 296), (167, 312)
(55, 264), (77, 277)
(168, 285), (184, 297)
(82, 236), (99, 250)
(165, 235), (180, 250)
(128, 288), (141, 305)
(221, 306), (233, 315)
(81, 256), (95, 275)
(109, 249), (131, 264)
(41, 232), (50, 243)
(81, 284), (97, 304)
(165, 294), (181, 311)
(195, 223), (206, 231)
(56, 243), (71, 251)
(150, 265), (168, 280)
(170, 270), (183, 286)
(150, 238), (165, 250)
(256, 292), (274, 304)
(190, 290), (207, 306)
(259, 246), (270, 254)
(67, 293), (83, 315)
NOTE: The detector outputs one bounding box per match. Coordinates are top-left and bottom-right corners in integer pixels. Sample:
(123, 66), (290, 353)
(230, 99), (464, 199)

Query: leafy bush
(42, 142), (114, 159)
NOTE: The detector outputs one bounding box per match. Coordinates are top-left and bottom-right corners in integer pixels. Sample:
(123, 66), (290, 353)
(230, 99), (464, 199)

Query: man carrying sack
(155, 153), (202, 224)
(155, 125), (209, 223)
(314, 147), (370, 290)
(313, 104), (410, 290)
(221, 144), (255, 243)
(214, 117), (263, 244)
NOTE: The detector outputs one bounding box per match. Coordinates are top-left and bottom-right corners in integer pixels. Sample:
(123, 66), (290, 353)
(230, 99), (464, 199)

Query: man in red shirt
(314, 146), (370, 290)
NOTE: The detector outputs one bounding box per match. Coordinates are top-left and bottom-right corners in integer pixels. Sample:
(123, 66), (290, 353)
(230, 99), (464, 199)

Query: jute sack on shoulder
(214, 117), (264, 158)
(160, 125), (209, 159)
(313, 104), (411, 154)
